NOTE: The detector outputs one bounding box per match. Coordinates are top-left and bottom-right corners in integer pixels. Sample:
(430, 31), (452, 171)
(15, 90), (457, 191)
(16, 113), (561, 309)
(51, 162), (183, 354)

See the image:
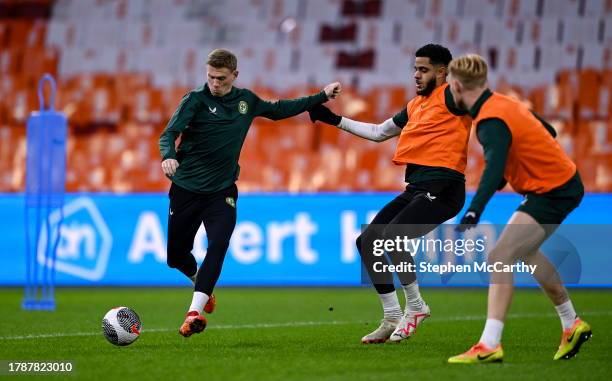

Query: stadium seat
(1, 0), (610, 193)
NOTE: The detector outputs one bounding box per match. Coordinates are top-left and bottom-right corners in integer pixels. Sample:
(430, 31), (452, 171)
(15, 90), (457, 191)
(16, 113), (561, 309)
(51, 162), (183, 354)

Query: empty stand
(0, 0), (610, 192)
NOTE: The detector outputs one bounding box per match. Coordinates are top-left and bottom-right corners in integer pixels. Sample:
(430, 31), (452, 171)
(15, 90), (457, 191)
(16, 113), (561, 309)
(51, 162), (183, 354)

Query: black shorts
(357, 179), (465, 292)
(166, 182), (238, 294)
(517, 172), (584, 225)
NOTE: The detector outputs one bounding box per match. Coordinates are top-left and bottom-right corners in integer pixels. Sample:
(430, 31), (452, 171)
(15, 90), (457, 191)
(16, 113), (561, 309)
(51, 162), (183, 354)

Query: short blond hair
(207, 49), (237, 71)
(448, 54), (488, 89)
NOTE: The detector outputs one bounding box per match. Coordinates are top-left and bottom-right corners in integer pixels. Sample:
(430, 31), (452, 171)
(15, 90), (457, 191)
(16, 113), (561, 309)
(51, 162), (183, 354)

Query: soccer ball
(102, 307), (142, 346)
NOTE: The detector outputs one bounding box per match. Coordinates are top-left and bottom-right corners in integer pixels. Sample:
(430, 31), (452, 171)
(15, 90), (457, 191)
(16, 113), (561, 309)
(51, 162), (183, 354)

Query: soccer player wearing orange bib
(447, 54), (591, 364)
(309, 44), (471, 343)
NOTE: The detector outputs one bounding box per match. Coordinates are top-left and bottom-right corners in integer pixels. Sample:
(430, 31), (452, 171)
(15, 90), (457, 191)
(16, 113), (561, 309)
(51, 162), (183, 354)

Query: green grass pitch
(0, 287), (611, 380)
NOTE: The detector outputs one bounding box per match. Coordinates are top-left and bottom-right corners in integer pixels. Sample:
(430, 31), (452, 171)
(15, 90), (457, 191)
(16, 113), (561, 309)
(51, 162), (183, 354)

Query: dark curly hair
(415, 44), (453, 67)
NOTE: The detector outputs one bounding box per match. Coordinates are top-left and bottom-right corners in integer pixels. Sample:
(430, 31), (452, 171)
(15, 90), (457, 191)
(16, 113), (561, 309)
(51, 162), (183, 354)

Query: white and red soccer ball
(102, 307), (142, 346)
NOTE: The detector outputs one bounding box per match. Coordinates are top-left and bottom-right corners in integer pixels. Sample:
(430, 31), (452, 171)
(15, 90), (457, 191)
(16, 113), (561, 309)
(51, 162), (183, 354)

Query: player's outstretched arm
(254, 82), (341, 121)
(309, 104), (401, 143)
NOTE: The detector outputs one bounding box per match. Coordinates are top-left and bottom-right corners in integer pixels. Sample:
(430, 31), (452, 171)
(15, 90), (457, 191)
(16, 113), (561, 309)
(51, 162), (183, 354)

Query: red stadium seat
(0, 2), (610, 193)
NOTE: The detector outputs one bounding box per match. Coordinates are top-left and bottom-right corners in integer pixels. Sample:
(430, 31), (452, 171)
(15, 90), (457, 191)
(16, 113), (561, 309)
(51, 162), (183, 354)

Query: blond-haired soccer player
(446, 54), (591, 363)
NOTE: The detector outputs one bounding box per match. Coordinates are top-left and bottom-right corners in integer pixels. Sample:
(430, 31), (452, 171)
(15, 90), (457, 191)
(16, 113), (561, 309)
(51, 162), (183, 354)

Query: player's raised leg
(180, 185), (237, 338)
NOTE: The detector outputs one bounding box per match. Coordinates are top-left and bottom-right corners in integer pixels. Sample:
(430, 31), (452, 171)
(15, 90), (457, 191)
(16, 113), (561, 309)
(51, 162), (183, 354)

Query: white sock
(402, 281), (425, 312)
(188, 291), (209, 314)
(555, 300), (578, 330)
(479, 319), (504, 348)
(379, 291), (402, 321)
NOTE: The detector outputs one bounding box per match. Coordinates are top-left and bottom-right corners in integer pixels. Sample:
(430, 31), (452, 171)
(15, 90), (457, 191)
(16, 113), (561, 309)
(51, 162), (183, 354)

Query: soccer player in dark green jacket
(159, 49), (341, 337)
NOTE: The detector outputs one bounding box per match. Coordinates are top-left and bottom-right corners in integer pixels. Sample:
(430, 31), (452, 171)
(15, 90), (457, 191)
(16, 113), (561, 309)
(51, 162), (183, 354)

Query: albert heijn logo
(37, 197), (113, 281)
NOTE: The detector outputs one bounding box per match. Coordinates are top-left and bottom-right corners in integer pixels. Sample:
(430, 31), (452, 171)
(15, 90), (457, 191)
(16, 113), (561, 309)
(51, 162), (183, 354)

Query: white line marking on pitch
(1, 311), (610, 341)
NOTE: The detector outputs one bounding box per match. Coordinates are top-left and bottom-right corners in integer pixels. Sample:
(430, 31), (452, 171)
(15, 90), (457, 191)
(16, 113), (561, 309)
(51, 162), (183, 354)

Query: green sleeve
(159, 92), (201, 160)
(254, 91), (328, 121)
(468, 119), (512, 214)
(531, 111), (557, 137)
(391, 108), (408, 128)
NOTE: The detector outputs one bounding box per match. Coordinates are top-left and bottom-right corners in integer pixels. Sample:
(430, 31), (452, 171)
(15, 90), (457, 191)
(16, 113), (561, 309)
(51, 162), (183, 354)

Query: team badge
(238, 101), (248, 114)
(225, 197), (236, 208)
